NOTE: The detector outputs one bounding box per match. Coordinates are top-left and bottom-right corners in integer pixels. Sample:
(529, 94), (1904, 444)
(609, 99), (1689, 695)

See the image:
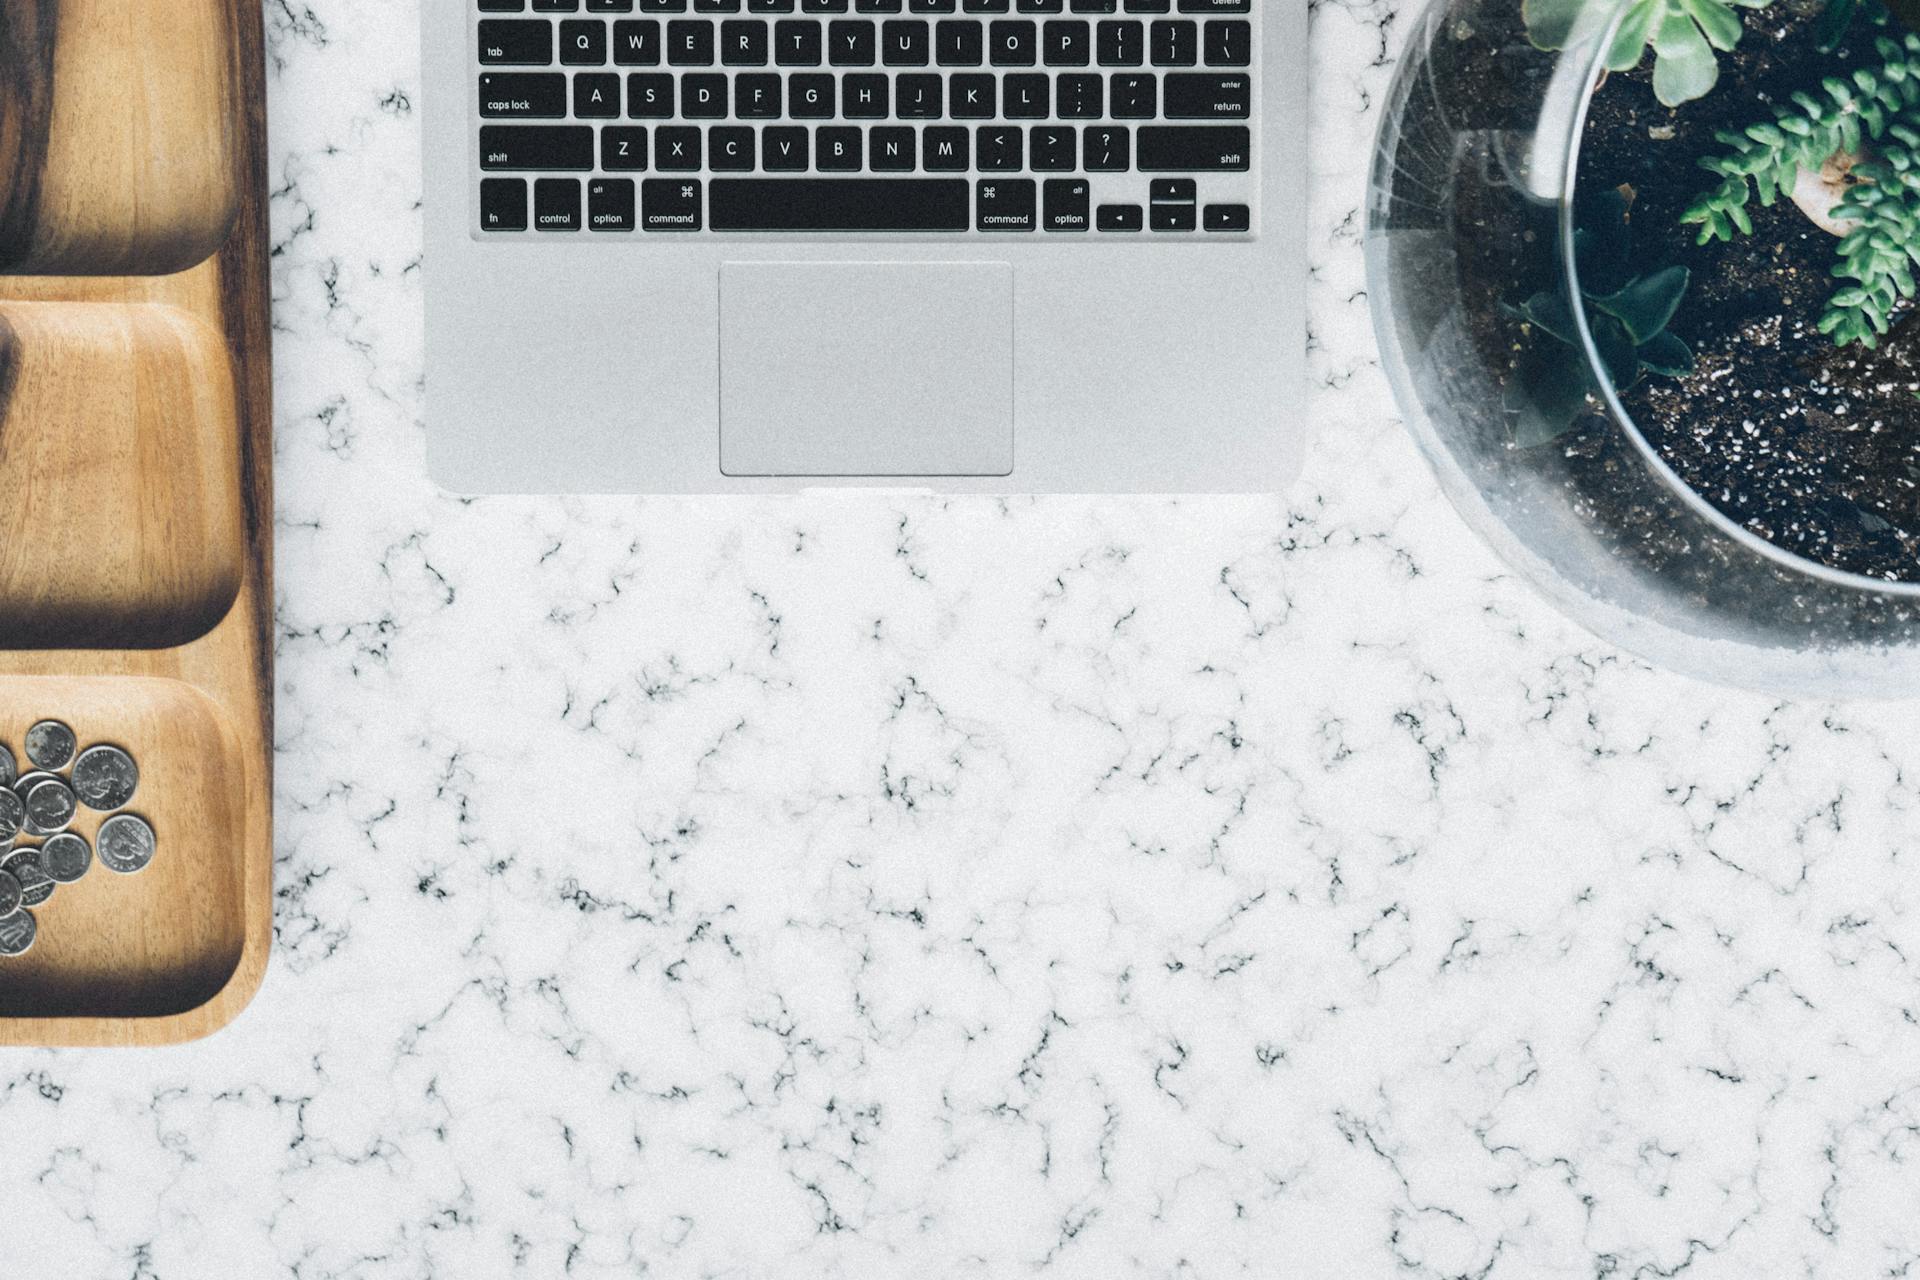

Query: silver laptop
(424, 0), (1305, 494)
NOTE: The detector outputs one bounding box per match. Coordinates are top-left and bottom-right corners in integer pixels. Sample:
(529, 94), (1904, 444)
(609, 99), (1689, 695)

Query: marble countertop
(4, 2), (1919, 1275)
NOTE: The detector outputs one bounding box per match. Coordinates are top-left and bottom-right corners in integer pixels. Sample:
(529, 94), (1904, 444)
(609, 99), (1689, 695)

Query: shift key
(1137, 126), (1251, 172)
(480, 125), (595, 171)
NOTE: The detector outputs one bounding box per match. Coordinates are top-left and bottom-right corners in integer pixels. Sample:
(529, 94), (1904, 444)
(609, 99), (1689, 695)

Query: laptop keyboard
(470, 0), (1257, 235)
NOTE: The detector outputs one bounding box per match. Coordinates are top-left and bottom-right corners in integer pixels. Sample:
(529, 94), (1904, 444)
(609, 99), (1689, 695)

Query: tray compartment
(0, 676), (248, 1020)
(0, 301), (245, 649)
(0, 0), (241, 277)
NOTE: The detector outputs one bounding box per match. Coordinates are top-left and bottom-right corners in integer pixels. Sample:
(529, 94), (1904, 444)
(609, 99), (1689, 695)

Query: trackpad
(720, 262), (1014, 478)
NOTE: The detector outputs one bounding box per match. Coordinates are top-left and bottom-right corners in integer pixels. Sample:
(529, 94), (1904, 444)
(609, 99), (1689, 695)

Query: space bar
(710, 179), (970, 232)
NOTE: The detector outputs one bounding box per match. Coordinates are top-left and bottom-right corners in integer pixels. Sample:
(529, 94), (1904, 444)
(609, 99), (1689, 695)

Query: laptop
(424, 0), (1306, 494)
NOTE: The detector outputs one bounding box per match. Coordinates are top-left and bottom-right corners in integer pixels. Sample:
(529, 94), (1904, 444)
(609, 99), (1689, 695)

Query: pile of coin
(0, 720), (155, 959)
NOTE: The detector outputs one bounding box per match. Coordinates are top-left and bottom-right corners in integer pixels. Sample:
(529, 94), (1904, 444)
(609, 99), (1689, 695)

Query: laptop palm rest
(718, 261), (1014, 478)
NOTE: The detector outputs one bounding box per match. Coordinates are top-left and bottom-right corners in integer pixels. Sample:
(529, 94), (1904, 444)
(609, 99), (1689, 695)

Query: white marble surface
(3, 1), (1920, 1275)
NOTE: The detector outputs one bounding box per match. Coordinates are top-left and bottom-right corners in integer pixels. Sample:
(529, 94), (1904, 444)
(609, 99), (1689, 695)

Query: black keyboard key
(883, 19), (931, 63)
(950, 73), (996, 117)
(1179, 0), (1248, 10)
(1150, 18), (1196, 64)
(710, 178), (969, 229)
(1111, 72), (1156, 117)
(870, 125), (917, 170)
(1164, 72), (1249, 119)
(627, 72), (676, 115)
(764, 126), (811, 169)
(936, 19), (984, 63)
(535, 177), (582, 230)
(590, 0), (637, 9)
(560, 19), (609, 62)
(479, 73), (568, 118)
(1043, 19), (1090, 64)
(843, 73), (890, 116)
(721, 18), (769, 61)
(711, 125), (757, 169)
(776, 18), (824, 61)
(589, 178), (637, 229)
(989, 19), (1037, 63)
(1096, 18), (1143, 64)
(1137, 124), (1249, 170)
(897, 73), (943, 116)
(480, 0), (530, 10)
(643, 178), (704, 230)
(1057, 72), (1102, 117)
(1044, 177), (1090, 230)
(1150, 175), (1195, 229)
(534, 0), (580, 9)
(480, 178), (529, 231)
(977, 178), (1036, 231)
(1083, 124), (1130, 170)
(480, 124), (595, 169)
(828, 19), (877, 62)
(1003, 73), (1049, 117)
(1204, 202), (1250, 232)
(612, 20), (662, 62)
(924, 125), (970, 170)
(682, 73), (728, 115)
(667, 19), (716, 61)
(736, 73), (783, 115)
(1096, 202), (1142, 231)
(1204, 18), (1249, 65)
(574, 72), (622, 115)
(656, 125), (703, 168)
(976, 125), (1023, 171)
(602, 126), (650, 169)
(790, 72), (836, 115)
(818, 126), (864, 169)
(1030, 124), (1076, 170)
(479, 20), (553, 64)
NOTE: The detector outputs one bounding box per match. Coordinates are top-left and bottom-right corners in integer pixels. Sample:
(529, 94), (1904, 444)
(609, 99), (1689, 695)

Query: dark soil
(1578, 6), (1920, 580)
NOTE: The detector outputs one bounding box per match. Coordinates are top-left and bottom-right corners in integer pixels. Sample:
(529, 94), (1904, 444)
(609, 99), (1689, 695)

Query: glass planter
(1366, 0), (1920, 698)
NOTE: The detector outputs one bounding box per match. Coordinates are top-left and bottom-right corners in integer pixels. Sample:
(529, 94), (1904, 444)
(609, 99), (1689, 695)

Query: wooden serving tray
(0, 0), (271, 1045)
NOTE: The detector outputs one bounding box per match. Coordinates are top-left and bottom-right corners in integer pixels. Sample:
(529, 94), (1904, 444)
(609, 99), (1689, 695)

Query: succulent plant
(1683, 26), (1920, 347)
(1505, 189), (1696, 445)
(1524, 0), (1776, 105)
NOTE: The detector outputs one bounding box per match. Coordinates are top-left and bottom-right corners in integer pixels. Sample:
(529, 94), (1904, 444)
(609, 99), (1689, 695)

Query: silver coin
(0, 789), (21, 843)
(40, 832), (93, 884)
(2, 850), (53, 907)
(24, 720), (77, 772)
(0, 869), (19, 916)
(0, 908), (36, 957)
(0, 743), (14, 788)
(71, 744), (140, 811)
(97, 814), (157, 874)
(21, 778), (77, 835)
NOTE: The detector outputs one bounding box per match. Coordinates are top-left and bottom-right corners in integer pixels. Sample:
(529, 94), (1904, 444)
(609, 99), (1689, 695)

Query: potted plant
(1366, 0), (1920, 696)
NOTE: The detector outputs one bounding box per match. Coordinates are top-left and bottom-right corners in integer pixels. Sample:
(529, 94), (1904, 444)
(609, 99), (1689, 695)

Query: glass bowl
(1366, 0), (1920, 698)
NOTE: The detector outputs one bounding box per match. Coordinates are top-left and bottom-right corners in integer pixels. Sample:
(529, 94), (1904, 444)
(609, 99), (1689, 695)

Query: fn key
(481, 178), (527, 232)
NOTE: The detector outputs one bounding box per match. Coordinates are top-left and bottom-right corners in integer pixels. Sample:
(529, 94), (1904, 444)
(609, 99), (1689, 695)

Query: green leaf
(1519, 290), (1583, 344)
(1653, 6), (1721, 104)
(1607, 0), (1663, 70)
(1681, 0), (1746, 50)
(1593, 266), (1692, 343)
(1507, 345), (1596, 447)
(1637, 330), (1696, 376)
(1523, 0), (1600, 50)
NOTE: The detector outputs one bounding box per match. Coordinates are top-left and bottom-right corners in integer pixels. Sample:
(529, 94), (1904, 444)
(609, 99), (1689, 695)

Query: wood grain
(0, 0), (270, 1047)
(0, 0), (242, 276)
(0, 301), (244, 648)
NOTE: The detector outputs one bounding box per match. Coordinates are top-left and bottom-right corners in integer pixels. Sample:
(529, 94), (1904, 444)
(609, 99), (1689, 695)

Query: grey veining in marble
(0, 1), (1917, 1276)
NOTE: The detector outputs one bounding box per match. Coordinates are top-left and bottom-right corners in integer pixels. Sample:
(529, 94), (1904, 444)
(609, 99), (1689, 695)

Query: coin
(24, 720), (76, 771)
(2, 850), (53, 908)
(71, 744), (139, 811)
(0, 869), (19, 916)
(40, 832), (92, 884)
(97, 814), (156, 874)
(12, 770), (57, 795)
(0, 743), (14, 788)
(21, 777), (77, 835)
(0, 789), (21, 842)
(0, 909), (35, 957)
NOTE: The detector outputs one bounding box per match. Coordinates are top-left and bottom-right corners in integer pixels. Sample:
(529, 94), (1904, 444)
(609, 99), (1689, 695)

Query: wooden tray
(0, 0), (272, 1045)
